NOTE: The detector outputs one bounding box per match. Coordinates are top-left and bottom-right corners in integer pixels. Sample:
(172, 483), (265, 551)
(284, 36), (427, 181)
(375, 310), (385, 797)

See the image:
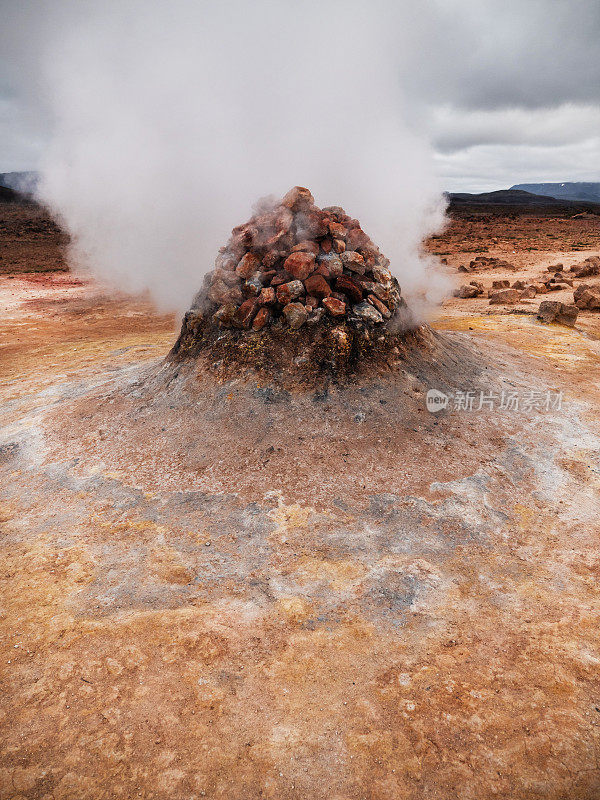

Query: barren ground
(1, 202), (600, 799)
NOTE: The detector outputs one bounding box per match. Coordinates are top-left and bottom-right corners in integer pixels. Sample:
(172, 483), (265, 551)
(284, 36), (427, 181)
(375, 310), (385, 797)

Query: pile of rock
(192, 187), (404, 333)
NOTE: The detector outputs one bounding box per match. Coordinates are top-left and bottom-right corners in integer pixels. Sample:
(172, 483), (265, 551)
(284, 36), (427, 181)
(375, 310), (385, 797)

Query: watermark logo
(426, 389), (449, 413)
(425, 389), (563, 413)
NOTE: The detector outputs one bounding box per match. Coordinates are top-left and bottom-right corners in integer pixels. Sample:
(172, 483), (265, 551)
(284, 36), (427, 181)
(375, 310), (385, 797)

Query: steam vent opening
(170, 186), (430, 386)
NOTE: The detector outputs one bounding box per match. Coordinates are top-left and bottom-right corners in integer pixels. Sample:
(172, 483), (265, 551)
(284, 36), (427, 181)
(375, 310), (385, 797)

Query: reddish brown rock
(537, 300), (578, 327)
(329, 221), (347, 240)
(341, 251), (366, 274)
(454, 284), (482, 299)
(519, 286), (537, 299)
(335, 274), (363, 303)
(304, 273), (332, 299)
(282, 186), (314, 211)
(346, 228), (369, 251)
(368, 294), (392, 318)
(258, 286), (276, 306)
(233, 298), (259, 329)
(276, 280), (304, 305)
(292, 241), (320, 256)
(252, 307), (270, 331)
(283, 302), (308, 329)
(236, 253), (261, 278)
(262, 251), (281, 269)
(322, 296), (346, 317)
(332, 238), (346, 254)
(573, 283), (600, 310)
(489, 289), (520, 305)
(284, 251), (317, 282)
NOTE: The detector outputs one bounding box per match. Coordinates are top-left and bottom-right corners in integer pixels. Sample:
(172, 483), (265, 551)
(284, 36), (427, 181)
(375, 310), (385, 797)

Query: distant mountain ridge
(0, 171), (39, 195)
(510, 182), (600, 203)
(447, 188), (600, 212)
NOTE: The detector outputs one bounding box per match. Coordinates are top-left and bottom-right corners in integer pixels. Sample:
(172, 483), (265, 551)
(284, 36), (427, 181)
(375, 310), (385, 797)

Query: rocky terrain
(1, 198), (600, 799)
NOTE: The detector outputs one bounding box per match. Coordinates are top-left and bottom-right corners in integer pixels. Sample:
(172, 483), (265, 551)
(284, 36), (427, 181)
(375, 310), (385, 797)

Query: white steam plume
(31, 1), (447, 312)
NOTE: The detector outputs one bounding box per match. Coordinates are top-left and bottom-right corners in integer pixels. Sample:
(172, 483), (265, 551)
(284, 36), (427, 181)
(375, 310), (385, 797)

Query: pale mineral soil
(1, 206), (600, 800)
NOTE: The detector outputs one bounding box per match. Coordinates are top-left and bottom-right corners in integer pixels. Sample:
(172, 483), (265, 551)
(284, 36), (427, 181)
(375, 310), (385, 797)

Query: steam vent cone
(170, 186), (428, 385)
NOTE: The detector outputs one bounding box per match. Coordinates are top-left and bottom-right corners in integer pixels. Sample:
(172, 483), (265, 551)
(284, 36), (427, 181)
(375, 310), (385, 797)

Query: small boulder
(519, 286), (537, 299)
(233, 298), (259, 329)
(489, 289), (520, 305)
(573, 283), (600, 310)
(454, 284), (481, 299)
(537, 300), (578, 327)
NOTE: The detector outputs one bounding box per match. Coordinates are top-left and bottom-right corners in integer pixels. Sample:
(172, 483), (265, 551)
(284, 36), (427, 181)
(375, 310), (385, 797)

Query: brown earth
(1, 200), (600, 800)
(0, 199), (68, 275)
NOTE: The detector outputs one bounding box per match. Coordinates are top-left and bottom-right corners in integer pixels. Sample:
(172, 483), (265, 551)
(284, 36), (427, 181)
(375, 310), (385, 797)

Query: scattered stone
(537, 300), (578, 327)
(492, 280), (511, 290)
(489, 289), (520, 305)
(570, 256), (600, 278)
(573, 283), (600, 310)
(547, 263), (563, 272)
(519, 286), (537, 299)
(462, 256), (518, 272)
(454, 283), (483, 299)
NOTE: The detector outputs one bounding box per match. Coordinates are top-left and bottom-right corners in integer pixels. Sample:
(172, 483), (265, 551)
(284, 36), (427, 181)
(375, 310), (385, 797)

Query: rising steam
(29, 1), (447, 311)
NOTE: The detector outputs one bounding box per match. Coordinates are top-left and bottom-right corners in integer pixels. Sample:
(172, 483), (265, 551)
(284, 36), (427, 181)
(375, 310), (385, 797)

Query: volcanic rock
(283, 302), (308, 329)
(537, 300), (579, 327)
(322, 297), (346, 317)
(573, 283), (600, 310)
(489, 289), (520, 305)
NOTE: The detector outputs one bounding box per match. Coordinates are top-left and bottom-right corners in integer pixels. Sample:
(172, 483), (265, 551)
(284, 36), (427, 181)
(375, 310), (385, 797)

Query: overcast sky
(1, 0), (599, 192)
